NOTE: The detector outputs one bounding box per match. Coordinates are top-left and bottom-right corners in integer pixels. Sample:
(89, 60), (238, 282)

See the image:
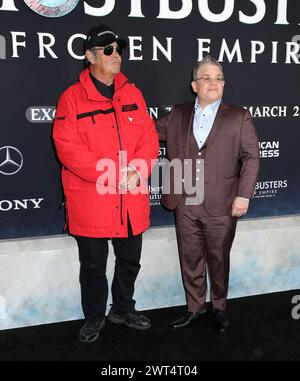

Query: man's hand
(118, 167), (140, 191)
(231, 197), (249, 218)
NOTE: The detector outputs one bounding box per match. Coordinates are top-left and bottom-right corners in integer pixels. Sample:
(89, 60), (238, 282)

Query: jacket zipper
(112, 103), (124, 226)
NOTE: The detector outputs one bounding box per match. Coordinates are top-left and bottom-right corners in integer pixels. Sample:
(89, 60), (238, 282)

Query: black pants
(74, 221), (142, 322)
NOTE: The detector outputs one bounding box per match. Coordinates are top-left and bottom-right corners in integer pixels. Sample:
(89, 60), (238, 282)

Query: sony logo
(0, 198), (44, 211)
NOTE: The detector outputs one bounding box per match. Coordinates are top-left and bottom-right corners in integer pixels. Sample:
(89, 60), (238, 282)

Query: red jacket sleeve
(53, 89), (110, 184)
(128, 89), (159, 181)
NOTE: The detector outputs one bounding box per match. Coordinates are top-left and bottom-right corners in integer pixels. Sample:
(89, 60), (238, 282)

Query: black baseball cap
(84, 24), (127, 52)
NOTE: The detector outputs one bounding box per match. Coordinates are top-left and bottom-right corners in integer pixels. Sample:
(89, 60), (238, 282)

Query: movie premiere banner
(0, 0), (299, 239)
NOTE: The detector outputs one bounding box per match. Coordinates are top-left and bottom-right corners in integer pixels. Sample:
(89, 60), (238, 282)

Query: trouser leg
(175, 202), (207, 312)
(111, 219), (142, 313)
(75, 236), (109, 322)
(200, 210), (237, 311)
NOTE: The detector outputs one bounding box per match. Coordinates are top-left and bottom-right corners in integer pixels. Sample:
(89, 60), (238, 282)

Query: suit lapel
(180, 103), (195, 158)
(204, 101), (229, 152)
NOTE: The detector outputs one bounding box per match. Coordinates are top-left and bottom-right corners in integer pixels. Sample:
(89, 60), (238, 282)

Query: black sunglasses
(92, 45), (123, 56)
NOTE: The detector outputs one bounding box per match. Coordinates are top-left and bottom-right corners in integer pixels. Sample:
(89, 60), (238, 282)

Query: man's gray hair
(192, 55), (224, 81)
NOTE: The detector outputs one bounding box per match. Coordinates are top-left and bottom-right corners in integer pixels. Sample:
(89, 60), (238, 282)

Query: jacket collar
(181, 100), (230, 157)
(79, 68), (128, 101)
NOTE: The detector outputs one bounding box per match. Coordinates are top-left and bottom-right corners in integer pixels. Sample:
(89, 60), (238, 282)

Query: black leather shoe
(79, 318), (105, 343)
(212, 309), (230, 334)
(108, 309), (151, 330)
(171, 309), (208, 329)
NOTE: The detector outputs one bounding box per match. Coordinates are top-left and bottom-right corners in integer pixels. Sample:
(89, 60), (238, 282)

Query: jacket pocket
(77, 109), (114, 132)
(223, 173), (238, 179)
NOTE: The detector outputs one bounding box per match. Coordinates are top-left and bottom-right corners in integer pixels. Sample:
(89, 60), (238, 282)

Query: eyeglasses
(194, 76), (224, 83)
(92, 45), (123, 56)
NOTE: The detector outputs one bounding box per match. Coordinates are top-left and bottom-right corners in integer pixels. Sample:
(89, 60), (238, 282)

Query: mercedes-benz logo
(24, 0), (80, 18)
(0, 146), (23, 176)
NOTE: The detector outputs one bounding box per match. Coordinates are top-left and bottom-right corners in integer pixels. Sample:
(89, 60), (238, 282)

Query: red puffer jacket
(53, 69), (159, 237)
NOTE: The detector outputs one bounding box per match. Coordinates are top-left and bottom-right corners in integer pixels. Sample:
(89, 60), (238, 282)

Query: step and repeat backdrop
(0, 0), (300, 239)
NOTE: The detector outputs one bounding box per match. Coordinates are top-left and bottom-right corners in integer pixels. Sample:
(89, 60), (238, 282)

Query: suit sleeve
(128, 89), (159, 180)
(53, 90), (108, 184)
(237, 110), (260, 199)
(155, 111), (172, 141)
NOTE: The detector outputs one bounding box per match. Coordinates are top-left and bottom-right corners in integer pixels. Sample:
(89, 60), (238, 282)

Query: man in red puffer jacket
(53, 24), (158, 343)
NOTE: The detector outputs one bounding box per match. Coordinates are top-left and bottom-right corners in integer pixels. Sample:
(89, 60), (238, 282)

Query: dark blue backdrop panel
(0, 0), (299, 239)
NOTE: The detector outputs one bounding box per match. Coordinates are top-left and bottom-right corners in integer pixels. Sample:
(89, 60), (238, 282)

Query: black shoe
(171, 309), (208, 329)
(108, 309), (151, 330)
(212, 309), (230, 334)
(79, 318), (105, 343)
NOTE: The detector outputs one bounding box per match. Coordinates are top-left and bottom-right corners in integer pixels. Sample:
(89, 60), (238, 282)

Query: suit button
(182, 179), (185, 183)
(196, 177), (199, 181)
(198, 152), (202, 156)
